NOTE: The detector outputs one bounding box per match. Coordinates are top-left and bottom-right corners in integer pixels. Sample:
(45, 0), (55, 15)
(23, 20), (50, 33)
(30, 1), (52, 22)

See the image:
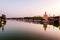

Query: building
(0, 14), (6, 24)
(43, 12), (48, 20)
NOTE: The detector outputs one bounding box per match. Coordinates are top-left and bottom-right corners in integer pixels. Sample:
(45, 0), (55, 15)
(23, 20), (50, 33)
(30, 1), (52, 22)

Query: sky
(0, 0), (60, 17)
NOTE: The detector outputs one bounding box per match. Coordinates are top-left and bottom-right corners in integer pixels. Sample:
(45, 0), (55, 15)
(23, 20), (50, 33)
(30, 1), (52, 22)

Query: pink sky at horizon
(0, 0), (60, 17)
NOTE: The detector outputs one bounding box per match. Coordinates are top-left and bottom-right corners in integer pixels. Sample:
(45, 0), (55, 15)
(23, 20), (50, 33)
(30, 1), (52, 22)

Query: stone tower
(43, 12), (48, 20)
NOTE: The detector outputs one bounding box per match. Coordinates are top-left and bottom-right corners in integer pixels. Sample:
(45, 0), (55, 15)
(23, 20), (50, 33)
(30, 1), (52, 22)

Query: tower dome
(43, 12), (48, 20)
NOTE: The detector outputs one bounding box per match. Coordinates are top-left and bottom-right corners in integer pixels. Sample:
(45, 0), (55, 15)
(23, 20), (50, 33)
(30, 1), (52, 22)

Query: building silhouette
(43, 12), (48, 20)
(0, 14), (6, 23)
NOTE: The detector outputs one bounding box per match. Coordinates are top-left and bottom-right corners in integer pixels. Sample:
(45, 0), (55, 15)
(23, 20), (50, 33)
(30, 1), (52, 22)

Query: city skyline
(0, 0), (60, 17)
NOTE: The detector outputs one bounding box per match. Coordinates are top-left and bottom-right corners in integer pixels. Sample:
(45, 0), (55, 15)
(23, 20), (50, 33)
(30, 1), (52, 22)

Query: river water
(0, 20), (60, 40)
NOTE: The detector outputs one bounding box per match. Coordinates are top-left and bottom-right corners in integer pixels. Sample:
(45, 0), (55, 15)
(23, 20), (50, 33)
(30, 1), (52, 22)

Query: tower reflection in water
(43, 24), (47, 31)
(0, 21), (6, 31)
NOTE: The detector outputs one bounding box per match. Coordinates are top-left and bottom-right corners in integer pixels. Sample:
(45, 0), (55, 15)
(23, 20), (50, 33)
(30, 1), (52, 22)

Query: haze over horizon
(0, 0), (60, 17)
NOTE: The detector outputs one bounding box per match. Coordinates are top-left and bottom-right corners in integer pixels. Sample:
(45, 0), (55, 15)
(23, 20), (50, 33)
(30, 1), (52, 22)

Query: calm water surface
(0, 20), (60, 40)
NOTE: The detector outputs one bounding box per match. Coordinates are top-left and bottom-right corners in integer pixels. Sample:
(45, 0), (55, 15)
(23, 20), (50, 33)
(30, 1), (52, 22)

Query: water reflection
(16, 19), (60, 30)
(43, 24), (47, 31)
(53, 20), (60, 30)
(59, 26), (60, 30)
(0, 21), (6, 31)
(53, 20), (59, 27)
(2, 20), (60, 40)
